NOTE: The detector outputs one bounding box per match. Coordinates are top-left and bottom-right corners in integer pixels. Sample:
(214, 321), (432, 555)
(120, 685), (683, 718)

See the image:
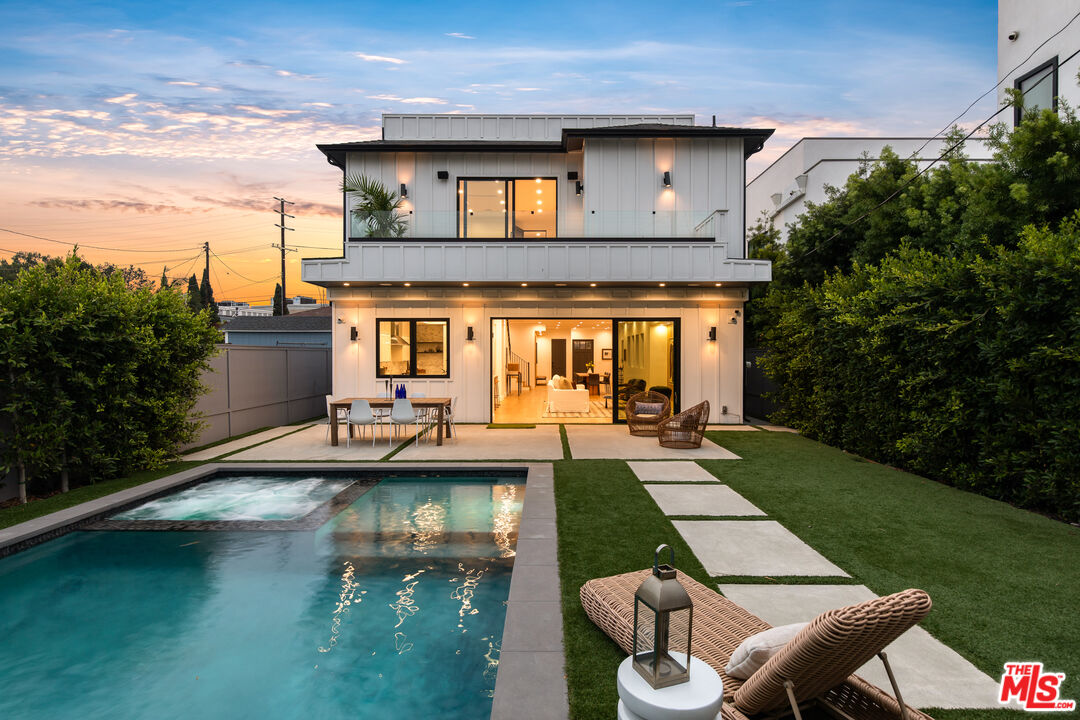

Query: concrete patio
(565, 425), (740, 460)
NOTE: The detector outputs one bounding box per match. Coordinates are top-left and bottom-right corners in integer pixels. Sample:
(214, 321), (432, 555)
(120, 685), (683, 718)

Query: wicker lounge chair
(625, 391), (672, 436)
(658, 400), (710, 448)
(580, 569), (934, 720)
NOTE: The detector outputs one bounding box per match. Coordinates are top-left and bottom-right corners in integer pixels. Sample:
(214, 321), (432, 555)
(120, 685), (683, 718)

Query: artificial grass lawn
(0, 461), (202, 529)
(555, 432), (1078, 720)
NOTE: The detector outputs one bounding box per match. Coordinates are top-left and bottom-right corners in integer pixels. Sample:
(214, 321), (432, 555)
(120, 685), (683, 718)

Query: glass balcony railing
(347, 210), (730, 242)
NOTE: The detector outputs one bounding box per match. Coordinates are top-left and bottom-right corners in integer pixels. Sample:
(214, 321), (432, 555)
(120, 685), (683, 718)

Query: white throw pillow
(724, 622), (807, 680)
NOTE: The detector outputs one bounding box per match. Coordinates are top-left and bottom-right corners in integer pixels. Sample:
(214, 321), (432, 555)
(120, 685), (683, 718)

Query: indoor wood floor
(492, 384), (613, 424)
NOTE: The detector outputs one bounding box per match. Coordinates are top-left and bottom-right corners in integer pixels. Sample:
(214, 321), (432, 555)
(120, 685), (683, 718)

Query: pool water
(0, 475), (523, 720)
(112, 475), (354, 521)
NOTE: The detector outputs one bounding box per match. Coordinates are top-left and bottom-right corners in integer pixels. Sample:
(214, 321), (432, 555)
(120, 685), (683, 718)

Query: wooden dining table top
(331, 396), (451, 408)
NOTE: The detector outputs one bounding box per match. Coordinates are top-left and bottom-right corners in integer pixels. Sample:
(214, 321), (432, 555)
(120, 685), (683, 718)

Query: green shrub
(762, 219), (1080, 521)
(0, 255), (219, 502)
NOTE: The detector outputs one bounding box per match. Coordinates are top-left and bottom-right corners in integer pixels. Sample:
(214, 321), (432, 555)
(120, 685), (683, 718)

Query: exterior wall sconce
(350, 326), (358, 341)
(466, 326), (475, 342)
(399, 183), (408, 198)
(707, 326), (717, 342)
(729, 309), (741, 325)
(662, 171), (672, 188)
(633, 544), (692, 689)
(575, 180), (584, 196)
(437, 170), (449, 180)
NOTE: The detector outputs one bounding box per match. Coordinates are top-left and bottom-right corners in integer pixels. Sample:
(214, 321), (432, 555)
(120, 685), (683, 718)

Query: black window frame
(457, 176), (558, 239)
(1014, 57), (1058, 126)
(375, 318), (451, 379)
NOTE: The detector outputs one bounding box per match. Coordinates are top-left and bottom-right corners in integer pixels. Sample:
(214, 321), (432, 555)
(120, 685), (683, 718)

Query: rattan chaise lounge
(581, 569), (934, 720)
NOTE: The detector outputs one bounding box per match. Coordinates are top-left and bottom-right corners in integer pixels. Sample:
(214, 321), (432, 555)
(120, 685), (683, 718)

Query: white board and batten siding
(382, 114), (695, 141)
(583, 137), (744, 251)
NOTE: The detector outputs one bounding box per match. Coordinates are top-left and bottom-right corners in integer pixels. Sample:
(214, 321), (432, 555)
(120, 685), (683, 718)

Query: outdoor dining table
(328, 397), (453, 446)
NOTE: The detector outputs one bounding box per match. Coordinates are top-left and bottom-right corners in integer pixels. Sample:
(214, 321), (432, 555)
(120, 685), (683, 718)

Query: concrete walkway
(182, 425), (309, 460)
(631, 460), (1001, 710)
(392, 425), (563, 461)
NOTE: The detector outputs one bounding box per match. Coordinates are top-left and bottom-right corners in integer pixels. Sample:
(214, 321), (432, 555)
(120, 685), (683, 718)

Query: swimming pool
(0, 472), (524, 720)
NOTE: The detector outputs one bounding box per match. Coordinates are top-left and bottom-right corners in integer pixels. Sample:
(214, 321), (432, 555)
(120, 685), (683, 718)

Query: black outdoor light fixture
(399, 183), (408, 198)
(633, 544), (693, 689)
(466, 326), (475, 342)
(662, 171), (672, 188)
(567, 171), (578, 180)
(575, 180), (584, 196)
(350, 326), (359, 341)
(437, 170), (449, 180)
(707, 326), (717, 342)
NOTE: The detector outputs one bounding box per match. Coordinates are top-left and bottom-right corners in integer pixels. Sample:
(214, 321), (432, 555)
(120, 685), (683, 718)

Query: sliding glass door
(457, 177), (557, 238)
(613, 319), (678, 422)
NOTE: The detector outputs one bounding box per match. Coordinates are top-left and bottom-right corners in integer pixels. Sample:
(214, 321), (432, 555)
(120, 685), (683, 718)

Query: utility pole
(272, 197), (296, 313)
(203, 241), (210, 277)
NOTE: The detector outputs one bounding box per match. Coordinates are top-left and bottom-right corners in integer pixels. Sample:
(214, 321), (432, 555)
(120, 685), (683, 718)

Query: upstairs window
(457, 177), (557, 238)
(1014, 58), (1057, 126)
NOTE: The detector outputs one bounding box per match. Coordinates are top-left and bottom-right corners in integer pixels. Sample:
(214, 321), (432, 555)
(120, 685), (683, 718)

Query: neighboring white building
(217, 298), (328, 318)
(746, 138), (993, 243)
(301, 114), (774, 424)
(998, 0), (1079, 126)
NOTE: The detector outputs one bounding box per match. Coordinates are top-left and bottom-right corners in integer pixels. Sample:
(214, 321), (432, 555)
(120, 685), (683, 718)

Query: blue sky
(0, 0), (999, 301)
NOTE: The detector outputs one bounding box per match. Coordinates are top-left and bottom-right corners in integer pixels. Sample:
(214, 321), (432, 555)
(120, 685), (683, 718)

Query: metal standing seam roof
(316, 123), (776, 166)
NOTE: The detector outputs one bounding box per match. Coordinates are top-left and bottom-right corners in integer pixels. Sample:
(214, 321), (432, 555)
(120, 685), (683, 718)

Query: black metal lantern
(632, 544), (693, 689)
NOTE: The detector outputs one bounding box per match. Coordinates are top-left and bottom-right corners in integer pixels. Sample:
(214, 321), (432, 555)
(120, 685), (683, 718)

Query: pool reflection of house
(301, 114), (773, 425)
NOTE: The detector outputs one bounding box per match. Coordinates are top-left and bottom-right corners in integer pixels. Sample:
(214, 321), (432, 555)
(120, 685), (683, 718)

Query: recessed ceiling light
(458, 189), (464, 194)
(463, 282), (470, 286)
(521, 283), (528, 287)
(589, 283), (597, 287)
(536, 189), (542, 194)
(537, 208), (543, 213)
(715, 282), (722, 287)
(659, 282), (666, 287)
(379, 282), (391, 286)
(404, 282), (411, 287)
(535, 178), (541, 183)
(343, 282), (350, 286)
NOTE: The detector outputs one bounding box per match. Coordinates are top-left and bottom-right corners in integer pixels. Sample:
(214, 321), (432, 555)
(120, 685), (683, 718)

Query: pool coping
(0, 461), (569, 720)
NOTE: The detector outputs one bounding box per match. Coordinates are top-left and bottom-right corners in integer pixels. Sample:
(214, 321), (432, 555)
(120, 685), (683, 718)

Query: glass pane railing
(347, 210), (729, 242)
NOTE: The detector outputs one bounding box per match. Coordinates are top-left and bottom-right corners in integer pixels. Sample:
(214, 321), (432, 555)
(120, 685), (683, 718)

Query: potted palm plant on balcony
(340, 173), (408, 238)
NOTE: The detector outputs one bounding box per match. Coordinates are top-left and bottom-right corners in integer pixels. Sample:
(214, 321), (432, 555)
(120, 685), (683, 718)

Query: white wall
(328, 289), (747, 424)
(998, 1), (1079, 116)
(583, 137), (743, 248)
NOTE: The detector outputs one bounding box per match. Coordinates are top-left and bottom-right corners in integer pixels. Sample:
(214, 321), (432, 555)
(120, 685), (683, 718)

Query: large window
(1015, 58), (1057, 126)
(457, 177), (557, 239)
(376, 319), (449, 378)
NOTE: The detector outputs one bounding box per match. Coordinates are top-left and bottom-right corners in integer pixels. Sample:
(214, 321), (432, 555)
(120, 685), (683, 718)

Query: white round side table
(616, 654), (724, 720)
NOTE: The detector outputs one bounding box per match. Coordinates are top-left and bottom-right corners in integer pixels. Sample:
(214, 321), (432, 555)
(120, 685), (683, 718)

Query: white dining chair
(346, 399), (378, 448)
(390, 398), (422, 447)
(427, 396), (456, 443)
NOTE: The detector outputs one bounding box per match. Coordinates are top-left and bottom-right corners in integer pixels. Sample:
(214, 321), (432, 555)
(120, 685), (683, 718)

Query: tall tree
(160, 267), (169, 291)
(186, 274), (202, 313)
(199, 266), (219, 324)
(272, 283), (285, 316)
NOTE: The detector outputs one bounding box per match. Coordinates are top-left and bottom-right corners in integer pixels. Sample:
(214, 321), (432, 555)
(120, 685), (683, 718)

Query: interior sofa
(547, 374), (590, 413)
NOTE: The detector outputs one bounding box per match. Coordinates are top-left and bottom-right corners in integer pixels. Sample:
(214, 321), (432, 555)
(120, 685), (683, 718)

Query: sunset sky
(1, 0), (998, 304)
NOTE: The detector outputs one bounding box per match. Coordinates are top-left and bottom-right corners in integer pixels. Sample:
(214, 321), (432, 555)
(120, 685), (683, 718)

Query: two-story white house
(301, 114), (773, 425)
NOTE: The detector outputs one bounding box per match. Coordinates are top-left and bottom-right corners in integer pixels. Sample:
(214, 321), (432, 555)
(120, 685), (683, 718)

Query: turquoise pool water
(0, 475), (523, 720)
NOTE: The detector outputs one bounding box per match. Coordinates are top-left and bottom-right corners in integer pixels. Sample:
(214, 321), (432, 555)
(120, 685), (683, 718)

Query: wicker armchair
(658, 400), (710, 448)
(625, 391), (672, 436)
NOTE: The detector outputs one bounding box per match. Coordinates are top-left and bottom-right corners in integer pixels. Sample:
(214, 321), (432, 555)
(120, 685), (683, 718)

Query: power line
(793, 45), (1078, 264)
(210, 249), (266, 284)
(0, 227), (203, 254)
(908, 9), (1080, 160)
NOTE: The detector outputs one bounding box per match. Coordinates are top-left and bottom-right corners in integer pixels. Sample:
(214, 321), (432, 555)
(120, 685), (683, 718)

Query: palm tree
(340, 173), (408, 238)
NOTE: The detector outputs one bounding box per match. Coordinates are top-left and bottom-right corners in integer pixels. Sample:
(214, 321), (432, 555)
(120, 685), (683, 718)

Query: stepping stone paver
(717, 584), (1002, 709)
(627, 461), (720, 483)
(645, 484), (765, 516)
(672, 520), (849, 577)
